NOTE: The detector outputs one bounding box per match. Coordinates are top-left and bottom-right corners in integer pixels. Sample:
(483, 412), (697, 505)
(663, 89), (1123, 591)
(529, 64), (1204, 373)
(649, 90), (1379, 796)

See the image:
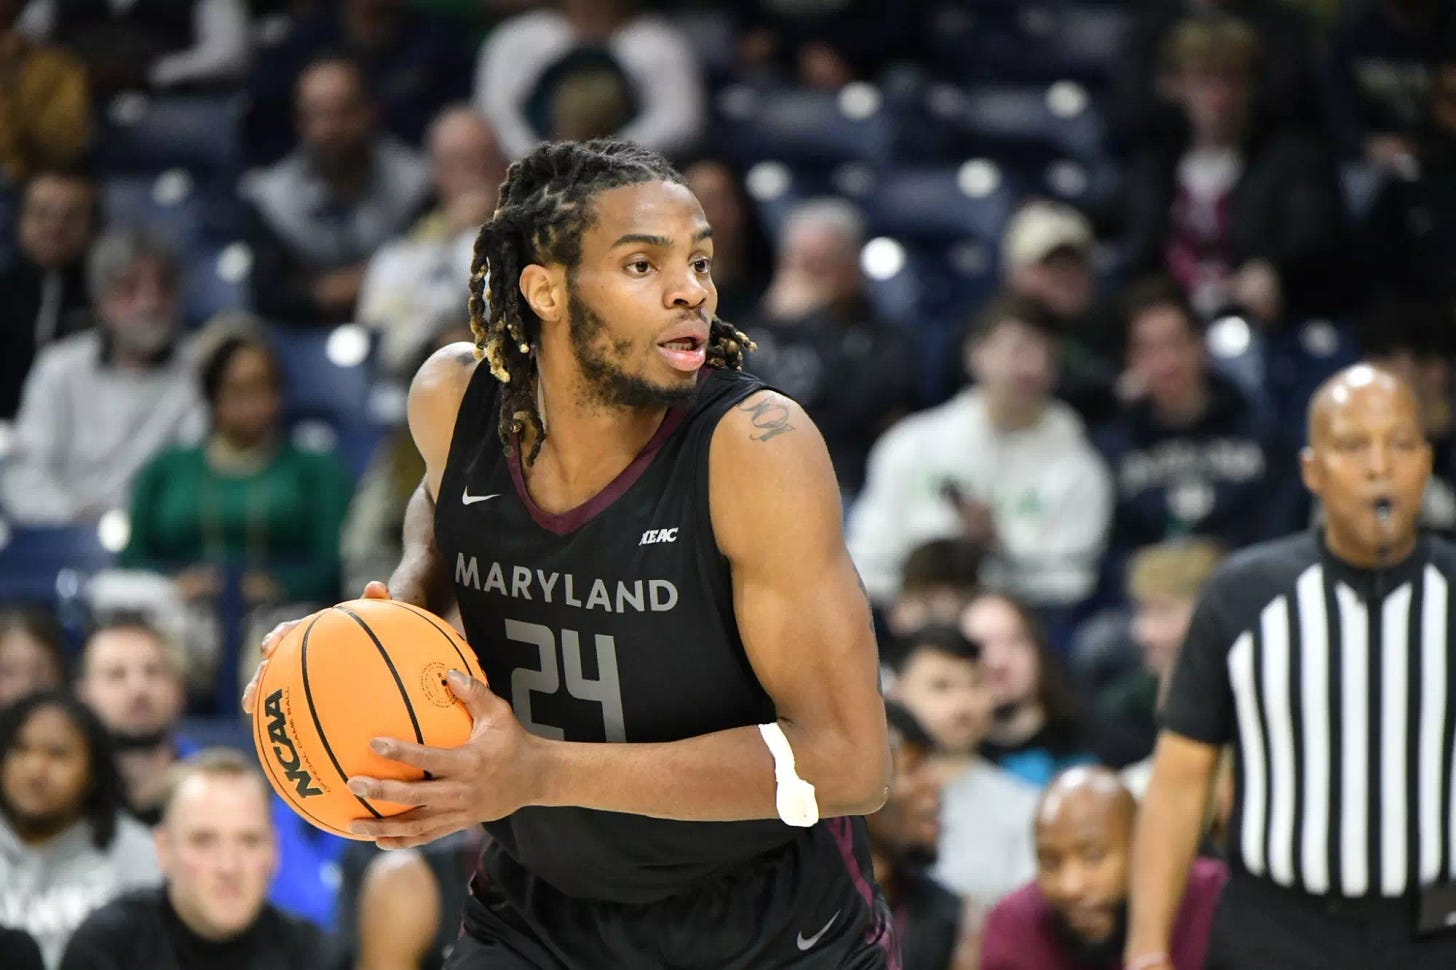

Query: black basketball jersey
(433, 363), (802, 904)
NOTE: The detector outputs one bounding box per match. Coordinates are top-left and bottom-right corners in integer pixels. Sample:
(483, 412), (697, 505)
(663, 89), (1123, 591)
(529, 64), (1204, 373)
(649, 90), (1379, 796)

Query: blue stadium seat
(269, 325), (375, 429)
(714, 84), (896, 171)
(181, 241), (254, 326)
(0, 522), (115, 604)
(866, 164), (1019, 243)
(98, 93), (245, 179)
(928, 2), (1129, 87)
(927, 82), (1108, 168)
(266, 323), (392, 479)
(103, 173), (241, 250)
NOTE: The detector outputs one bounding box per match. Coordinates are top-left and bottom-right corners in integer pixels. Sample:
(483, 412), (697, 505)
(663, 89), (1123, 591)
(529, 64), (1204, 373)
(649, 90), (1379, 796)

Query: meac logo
(265, 689), (323, 798)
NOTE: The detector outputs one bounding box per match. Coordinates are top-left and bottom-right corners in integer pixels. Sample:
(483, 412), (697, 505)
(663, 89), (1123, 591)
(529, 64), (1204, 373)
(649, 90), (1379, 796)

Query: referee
(1125, 363), (1456, 970)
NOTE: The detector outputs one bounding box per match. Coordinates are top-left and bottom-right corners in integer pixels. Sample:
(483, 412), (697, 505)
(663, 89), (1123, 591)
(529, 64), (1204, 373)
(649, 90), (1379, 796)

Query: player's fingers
(260, 619), (301, 657)
(349, 808), (455, 841)
(361, 581), (391, 600)
(240, 661), (266, 714)
(446, 670), (497, 719)
(372, 816), (464, 850)
(368, 736), (457, 775)
(345, 775), (456, 808)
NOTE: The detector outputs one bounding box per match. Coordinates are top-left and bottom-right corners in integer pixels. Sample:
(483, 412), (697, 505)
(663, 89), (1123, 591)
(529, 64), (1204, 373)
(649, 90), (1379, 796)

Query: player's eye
(626, 259), (652, 275)
(691, 257), (712, 274)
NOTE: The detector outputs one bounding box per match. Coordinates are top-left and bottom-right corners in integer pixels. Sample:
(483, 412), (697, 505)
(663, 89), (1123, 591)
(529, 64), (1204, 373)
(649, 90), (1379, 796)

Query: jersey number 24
(504, 619), (626, 742)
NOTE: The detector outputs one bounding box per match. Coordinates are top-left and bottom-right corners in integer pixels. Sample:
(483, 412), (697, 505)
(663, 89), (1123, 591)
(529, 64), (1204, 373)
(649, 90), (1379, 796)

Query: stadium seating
(926, 82), (1108, 168)
(0, 521), (115, 605)
(866, 163), (1019, 243)
(268, 325), (387, 478)
(181, 241), (255, 326)
(926, 2), (1130, 87)
(714, 84), (897, 172)
(97, 93), (246, 181)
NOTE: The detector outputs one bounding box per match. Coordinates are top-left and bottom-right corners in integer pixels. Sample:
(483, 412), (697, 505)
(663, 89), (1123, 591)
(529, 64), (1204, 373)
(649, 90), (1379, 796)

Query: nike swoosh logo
(796, 910), (839, 951)
(461, 490), (500, 506)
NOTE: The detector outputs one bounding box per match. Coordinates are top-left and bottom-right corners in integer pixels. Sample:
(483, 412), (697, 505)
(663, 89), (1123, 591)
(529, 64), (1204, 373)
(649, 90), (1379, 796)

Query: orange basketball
(251, 598), (486, 839)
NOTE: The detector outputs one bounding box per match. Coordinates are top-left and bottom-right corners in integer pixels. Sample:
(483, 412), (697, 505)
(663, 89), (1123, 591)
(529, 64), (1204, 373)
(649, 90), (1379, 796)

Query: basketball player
(243, 139), (896, 968)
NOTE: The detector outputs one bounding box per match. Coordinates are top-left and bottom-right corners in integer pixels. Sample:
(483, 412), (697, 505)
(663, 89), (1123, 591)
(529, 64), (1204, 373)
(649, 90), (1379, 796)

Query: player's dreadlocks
(467, 138), (756, 463)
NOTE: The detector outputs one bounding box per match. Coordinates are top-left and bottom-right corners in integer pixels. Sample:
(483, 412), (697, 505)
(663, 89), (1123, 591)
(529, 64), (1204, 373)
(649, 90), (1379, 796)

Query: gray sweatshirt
(0, 815), (162, 969)
(2, 331), (205, 524)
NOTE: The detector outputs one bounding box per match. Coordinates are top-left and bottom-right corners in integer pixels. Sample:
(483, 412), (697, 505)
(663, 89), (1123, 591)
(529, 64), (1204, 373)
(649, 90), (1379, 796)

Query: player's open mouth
(656, 336), (706, 372)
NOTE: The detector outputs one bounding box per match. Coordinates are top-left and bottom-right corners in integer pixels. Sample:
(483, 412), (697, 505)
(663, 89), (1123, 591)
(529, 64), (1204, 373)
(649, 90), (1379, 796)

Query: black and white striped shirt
(1163, 531), (1456, 898)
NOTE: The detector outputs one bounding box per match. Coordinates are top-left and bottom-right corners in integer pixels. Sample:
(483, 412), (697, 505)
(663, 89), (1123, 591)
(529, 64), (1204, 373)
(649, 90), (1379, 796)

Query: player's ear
(519, 264), (564, 325)
(1298, 445), (1319, 495)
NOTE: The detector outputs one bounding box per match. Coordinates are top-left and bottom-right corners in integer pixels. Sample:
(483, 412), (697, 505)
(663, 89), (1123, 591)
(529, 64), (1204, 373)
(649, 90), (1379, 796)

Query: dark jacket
(60, 887), (332, 970)
(1360, 130), (1456, 303)
(1095, 372), (1295, 562)
(0, 252), (92, 419)
(1324, 0), (1456, 159)
(1121, 126), (1349, 321)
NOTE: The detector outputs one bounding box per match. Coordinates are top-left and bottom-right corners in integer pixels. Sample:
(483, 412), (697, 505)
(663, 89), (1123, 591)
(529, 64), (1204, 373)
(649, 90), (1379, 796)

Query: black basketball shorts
(444, 818), (900, 969)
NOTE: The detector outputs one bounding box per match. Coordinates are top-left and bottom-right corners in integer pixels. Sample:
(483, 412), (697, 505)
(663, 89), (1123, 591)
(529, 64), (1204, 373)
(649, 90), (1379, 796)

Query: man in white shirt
(2, 227), (204, 524)
(848, 292), (1113, 609)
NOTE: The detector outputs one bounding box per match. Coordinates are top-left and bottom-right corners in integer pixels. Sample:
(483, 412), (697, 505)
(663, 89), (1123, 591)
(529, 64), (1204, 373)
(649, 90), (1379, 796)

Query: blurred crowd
(0, 0), (1454, 967)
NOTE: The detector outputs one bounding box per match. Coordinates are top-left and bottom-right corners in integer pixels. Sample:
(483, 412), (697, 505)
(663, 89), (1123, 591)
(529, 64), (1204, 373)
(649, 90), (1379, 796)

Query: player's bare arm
(240, 342), (476, 714)
(346, 392), (891, 847)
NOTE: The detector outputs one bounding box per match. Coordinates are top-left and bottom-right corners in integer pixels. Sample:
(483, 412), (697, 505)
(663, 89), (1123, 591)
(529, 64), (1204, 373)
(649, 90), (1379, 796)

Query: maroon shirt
(980, 858), (1228, 970)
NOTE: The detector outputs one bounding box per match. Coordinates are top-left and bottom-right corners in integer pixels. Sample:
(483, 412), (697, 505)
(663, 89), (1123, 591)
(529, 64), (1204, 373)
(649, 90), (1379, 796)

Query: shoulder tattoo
(738, 396), (795, 442)
(456, 348), (476, 366)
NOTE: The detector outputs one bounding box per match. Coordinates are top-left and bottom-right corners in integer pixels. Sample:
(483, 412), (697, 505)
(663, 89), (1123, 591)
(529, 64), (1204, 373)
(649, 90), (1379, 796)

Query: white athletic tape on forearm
(759, 722), (819, 827)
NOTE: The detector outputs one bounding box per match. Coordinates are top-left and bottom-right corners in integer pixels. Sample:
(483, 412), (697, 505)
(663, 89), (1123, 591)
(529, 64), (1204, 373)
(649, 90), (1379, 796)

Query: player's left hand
(345, 670), (544, 849)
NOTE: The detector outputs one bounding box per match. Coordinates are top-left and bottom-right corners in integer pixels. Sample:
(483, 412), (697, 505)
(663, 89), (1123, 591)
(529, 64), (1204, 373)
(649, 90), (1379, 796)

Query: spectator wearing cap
(243, 56), (431, 327)
(1001, 199), (1120, 427)
(0, 169), (99, 419)
(2, 227), (204, 524)
(748, 197), (922, 498)
(1092, 277), (1293, 576)
(849, 292), (1112, 612)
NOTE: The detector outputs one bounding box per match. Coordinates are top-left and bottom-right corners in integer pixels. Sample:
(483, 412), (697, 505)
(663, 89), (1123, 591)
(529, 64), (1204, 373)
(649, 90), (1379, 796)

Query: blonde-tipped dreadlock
(465, 139), (756, 464)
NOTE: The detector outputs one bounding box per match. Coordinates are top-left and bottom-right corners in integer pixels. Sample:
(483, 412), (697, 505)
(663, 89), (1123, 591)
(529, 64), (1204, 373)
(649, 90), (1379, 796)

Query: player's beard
(567, 280), (700, 412)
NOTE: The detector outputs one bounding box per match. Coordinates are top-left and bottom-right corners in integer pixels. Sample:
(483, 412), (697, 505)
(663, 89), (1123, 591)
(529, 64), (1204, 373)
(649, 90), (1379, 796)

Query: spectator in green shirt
(121, 326), (353, 610)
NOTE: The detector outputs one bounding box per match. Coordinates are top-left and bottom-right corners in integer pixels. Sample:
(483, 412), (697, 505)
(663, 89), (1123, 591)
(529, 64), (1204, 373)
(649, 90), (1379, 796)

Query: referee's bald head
(1306, 363), (1420, 447)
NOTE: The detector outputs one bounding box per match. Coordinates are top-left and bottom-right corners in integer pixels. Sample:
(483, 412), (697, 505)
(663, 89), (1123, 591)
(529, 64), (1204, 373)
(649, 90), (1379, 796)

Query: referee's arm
(1125, 582), (1235, 969)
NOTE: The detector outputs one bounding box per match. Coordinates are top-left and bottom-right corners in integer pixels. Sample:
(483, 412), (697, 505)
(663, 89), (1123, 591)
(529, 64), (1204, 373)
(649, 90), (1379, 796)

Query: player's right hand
(240, 581), (391, 714)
